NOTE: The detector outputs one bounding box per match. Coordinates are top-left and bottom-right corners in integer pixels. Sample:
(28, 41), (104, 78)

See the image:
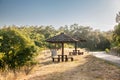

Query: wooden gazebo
(46, 33), (79, 62)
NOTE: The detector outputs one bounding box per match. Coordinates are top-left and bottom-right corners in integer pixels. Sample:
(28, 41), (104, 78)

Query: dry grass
(0, 48), (120, 80)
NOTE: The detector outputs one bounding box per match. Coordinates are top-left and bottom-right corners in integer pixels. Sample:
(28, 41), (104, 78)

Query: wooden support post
(75, 42), (77, 51)
(61, 43), (64, 62)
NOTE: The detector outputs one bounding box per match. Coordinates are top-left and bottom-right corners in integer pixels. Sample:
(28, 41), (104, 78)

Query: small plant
(105, 48), (110, 53)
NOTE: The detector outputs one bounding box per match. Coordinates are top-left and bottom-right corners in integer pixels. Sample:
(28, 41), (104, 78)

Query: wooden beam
(61, 42), (64, 62)
(75, 42), (77, 51)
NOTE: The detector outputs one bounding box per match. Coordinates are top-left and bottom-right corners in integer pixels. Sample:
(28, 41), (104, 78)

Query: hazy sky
(0, 0), (120, 31)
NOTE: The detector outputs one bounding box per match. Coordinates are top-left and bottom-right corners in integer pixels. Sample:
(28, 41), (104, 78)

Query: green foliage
(58, 24), (111, 51)
(105, 48), (110, 53)
(0, 27), (36, 71)
(113, 23), (120, 47)
(0, 24), (112, 54)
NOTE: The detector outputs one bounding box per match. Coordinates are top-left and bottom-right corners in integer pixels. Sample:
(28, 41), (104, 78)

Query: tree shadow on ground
(28, 55), (120, 80)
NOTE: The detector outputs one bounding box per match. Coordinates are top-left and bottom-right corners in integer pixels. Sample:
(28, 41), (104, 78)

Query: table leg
(62, 56), (63, 62)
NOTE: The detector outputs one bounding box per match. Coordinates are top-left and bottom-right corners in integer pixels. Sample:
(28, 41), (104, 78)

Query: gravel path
(89, 52), (120, 66)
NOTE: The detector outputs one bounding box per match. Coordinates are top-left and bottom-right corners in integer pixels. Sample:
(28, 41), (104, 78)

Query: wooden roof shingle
(46, 33), (78, 43)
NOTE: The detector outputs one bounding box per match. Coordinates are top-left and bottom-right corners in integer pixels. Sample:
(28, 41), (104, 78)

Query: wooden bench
(73, 50), (77, 55)
(69, 51), (77, 55)
(69, 50), (84, 55)
(78, 52), (84, 55)
(52, 55), (74, 62)
(78, 50), (84, 55)
(58, 55), (68, 62)
(52, 56), (60, 62)
(66, 56), (74, 61)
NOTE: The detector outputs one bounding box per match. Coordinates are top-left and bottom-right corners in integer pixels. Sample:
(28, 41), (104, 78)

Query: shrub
(105, 48), (110, 53)
(0, 28), (37, 72)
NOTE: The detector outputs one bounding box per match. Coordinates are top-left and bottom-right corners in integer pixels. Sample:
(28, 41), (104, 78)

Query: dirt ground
(23, 49), (120, 80)
(1, 49), (120, 80)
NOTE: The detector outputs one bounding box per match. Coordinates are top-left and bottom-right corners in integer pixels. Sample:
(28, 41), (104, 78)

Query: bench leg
(58, 58), (60, 62)
(52, 58), (54, 62)
(65, 58), (68, 61)
(82, 52), (84, 55)
(71, 58), (73, 61)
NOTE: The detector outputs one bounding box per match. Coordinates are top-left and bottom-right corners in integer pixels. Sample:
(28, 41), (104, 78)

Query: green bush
(0, 28), (37, 72)
(105, 48), (110, 53)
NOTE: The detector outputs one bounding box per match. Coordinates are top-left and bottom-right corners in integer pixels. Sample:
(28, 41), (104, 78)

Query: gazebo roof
(46, 33), (78, 43)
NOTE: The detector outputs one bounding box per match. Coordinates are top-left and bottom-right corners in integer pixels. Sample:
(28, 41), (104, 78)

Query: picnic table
(69, 50), (84, 55)
(52, 55), (73, 62)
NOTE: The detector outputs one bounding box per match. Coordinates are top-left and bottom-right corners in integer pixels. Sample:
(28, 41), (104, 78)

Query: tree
(110, 12), (120, 56)
(57, 24), (111, 51)
(0, 27), (36, 72)
(113, 23), (120, 47)
(116, 12), (120, 23)
(112, 12), (120, 47)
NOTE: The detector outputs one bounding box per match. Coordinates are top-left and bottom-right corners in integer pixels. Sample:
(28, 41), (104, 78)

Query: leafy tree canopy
(0, 27), (36, 71)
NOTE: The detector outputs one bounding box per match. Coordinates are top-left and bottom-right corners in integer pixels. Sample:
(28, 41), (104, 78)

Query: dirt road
(90, 52), (120, 66)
